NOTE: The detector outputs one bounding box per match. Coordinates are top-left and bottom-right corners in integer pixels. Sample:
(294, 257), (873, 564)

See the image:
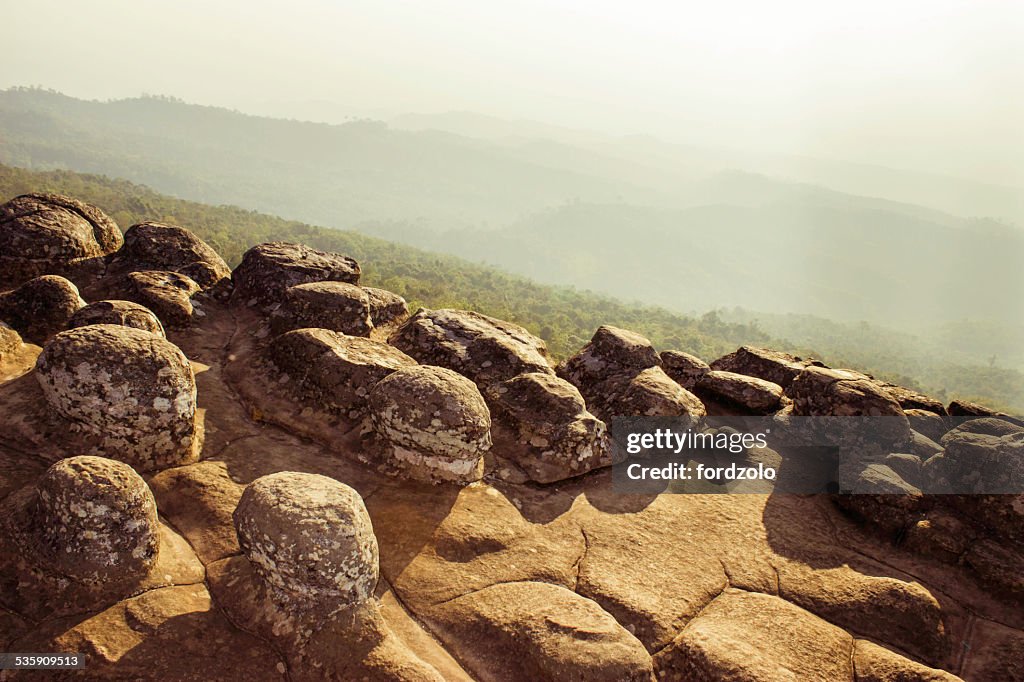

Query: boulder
(876, 382), (947, 415)
(232, 242), (360, 306)
(948, 399), (1024, 427)
(942, 417), (1023, 441)
(558, 325), (660, 390)
(233, 472), (378, 615)
(269, 281), (373, 337)
(903, 510), (976, 564)
(389, 308), (552, 388)
(485, 372), (610, 483)
(117, 221), (230, 290)
(0, 193), (122, 286)
(695, 370), (783, 414)
(709, 345), (817, 388)
(268, 328), (416, 419)
(589, 366), (706, 424)
(659, 350), (709, 390)
(35, 325), (200, 471)
(363, 286), (409, 326)
(428, 581), (654, 682)
(5, 456), (160, 583)
(906, 408), (950, 443)
(0, 323), (21, 362)
(833, 462), (925, 533)
(940, 431), (1024, 494)
(122, 270), (202, 327)
(853, 639), (962, 682)
(66, 299), (166, 337)
(0, 274), (85, 344)
(368, 365), (491, 484)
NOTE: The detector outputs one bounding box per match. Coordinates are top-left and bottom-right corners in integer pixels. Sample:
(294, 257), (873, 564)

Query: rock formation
(121, 269), (203, 327)
(269, 280), (374, 336)
(0, 274), (85, 344)
(232, 241), (360, 306)
(116, 220), (231, 290)
(66, 299), (166, 337)
(363, 286), (409, 326)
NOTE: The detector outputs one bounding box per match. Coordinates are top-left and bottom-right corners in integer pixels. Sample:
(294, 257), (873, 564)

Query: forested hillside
(2, 163), (1021, 412)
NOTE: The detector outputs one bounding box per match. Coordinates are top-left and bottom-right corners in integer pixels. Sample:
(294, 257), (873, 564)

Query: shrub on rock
(0, 274), (85, 345)
(368, 365), (491, 484)
(35, 325), (200, 471)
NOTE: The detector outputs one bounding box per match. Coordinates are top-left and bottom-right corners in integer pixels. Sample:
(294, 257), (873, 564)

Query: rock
(557, 325), (660, 395)
(0, 193), (122, 286)
(485, 372), (610, 483)
(121, 270), (202, 328)
(834, 462), (925, 533)
(948, 399), (1024, 427)
(940, 431), (1024, 494)
(268, 328), (416, 419)
(0, 274), (85, 344)
(232, 242), (360, 306)
(961, 618), (1024, 682)
(4, 456), (160, 582)
(906, 408), (950, 443)
(709, 345), (817, 388)
(427, 581), (654, 682)
(963, 539), (1024, 598)
(118, 221), (230, 289)
(903, 510), (976, 564)
(363, 286), (409, 326)
(884, 453), (924, 487)
(695, 370), (783, 414)
(876, 382), (947, 415)
(35, 325), (200, 471)
(942, 417), (1023, 441)
(588, 366), (706, 424)
(66, 299), (166, 337)
(653, 589), (853, 681)
(269, 281), (373, 337)
(367, 365), (491, 484)
(0, 323), (21, 362)
(853, 639), (962, 682)
(389, 308), (551, 388)
(233, 472), (379, 615)
(659, 350), (709, 390)
(911, 431), (943, 460)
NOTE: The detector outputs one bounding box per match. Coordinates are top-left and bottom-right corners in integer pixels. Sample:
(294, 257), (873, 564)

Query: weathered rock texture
(0, 193), (122, 286)
(35, 325), (200, 471)
(659, 349), (709, 390)
(368, 365), (491, 483)
(121, 270), (203, 327)
(232, 241), (360, 306)
(233, 472), (379, 615)
(363, 286), (409, 326)
(66, 299), (166, 337)
(0, 274), (85, 344)
(696, 369), (784, 414)
(269, 280), (373, 336)
(710, 345), (817, 388)
(486, 372), (610, 483)
(117, 221), (230, 290)
(389, 308), (552, 389)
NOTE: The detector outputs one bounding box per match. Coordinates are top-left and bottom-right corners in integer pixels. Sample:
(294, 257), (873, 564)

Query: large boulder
(268, 328), (416, 419)
(875, 381), (947, 416)
(659, 350), (709, 390)
(695, 370), (784, 414)
(485, 372), (610, 483)
(0, 193), (122, 286)
(121, 270), (202, 328)
(367, 365), (491, 484)
(117, 221), (230, 290)
(589, 366), (706, 424)
(5, 456), (160, 583)
(232, 242), (360, 306)
(0, 274), (85, 344)
(389, 308), (552, 388)
(710, 345), (817, 388)
(66, 299), (166, 338)
(905, 408), (950, 443)
(269, 281), (373, 337)
(233, 472), (378, 616)
(363, 286), (409, 326)
(948, 399), (1024, 427)
(558, 325), (660, 390)
(35, 325), (200, 471)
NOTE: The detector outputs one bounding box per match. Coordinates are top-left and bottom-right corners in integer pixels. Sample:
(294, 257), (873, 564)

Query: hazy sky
(3, 0), (1021, 184)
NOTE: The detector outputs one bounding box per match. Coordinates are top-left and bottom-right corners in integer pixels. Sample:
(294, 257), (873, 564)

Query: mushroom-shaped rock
(119, 221), (230, 289)
(35, 325), (200, 471)
(486, 372), (610, 483)
(269, 281), (373, 337)
(232, 242), (360, 306)
(589, 367), (706, 425)
(269, 328), (416, 419)
(558, 325), (660, 390)
(389, 308), (552, 389)
(362, 286), (409, 326)
(0, 193), (122, 286)
(0, 274), (85, 344)
(710, 345), (817, 388)
(695, 370), (784, 414)
(121, 270), (202, 328)
(25, 456), (160, 582)
(659, 350), (709, 390)
(368, 365), (491, 484)
(66, 299), (166, 337)
(233, 472), (379, 614)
